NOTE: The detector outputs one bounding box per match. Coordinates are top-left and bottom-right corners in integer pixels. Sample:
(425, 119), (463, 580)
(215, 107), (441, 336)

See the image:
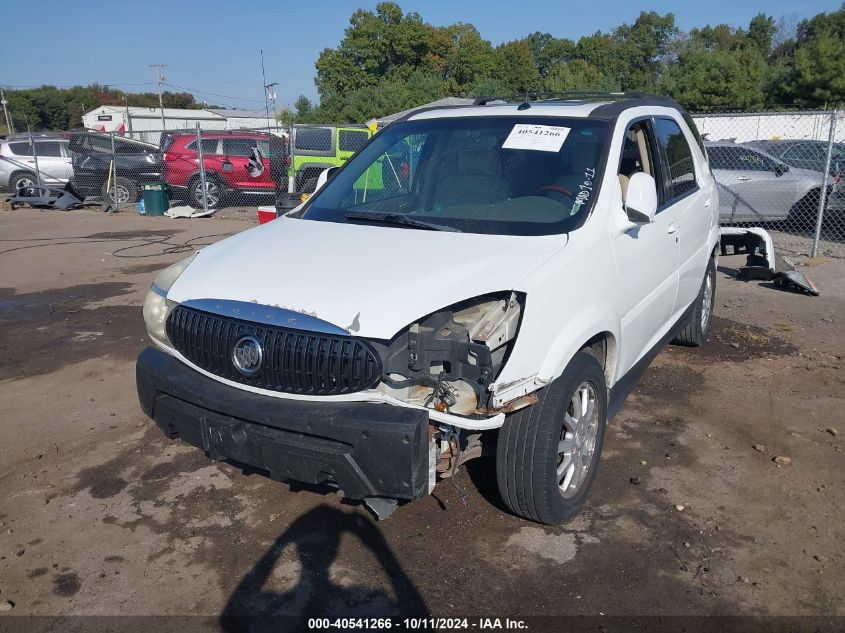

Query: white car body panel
(161, 103), (719, 430)
(168, 216), (568, 340)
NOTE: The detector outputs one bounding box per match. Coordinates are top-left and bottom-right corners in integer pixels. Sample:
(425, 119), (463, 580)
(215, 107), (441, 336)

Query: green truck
(289, 126), (373, 193)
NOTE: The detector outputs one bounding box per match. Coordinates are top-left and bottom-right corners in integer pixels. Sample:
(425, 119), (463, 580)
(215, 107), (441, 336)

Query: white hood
(168, 216), (567, 339)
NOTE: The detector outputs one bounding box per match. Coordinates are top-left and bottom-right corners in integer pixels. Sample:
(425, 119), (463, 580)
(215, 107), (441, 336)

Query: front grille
(166, 305), (382, 395)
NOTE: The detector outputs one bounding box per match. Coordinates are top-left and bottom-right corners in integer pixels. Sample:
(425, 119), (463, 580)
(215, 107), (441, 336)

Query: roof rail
(473, 91), (667, 106)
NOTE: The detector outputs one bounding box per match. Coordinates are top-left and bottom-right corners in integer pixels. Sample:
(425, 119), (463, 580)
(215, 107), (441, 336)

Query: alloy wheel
(556, 381), (599, 499)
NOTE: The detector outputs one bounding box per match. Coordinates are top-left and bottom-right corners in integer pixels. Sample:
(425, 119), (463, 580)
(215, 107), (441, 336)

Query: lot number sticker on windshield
(502, 124), (571, 152)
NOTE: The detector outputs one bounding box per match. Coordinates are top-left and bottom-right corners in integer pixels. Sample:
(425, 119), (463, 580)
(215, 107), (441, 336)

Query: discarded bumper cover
(719, 226), (819, 296)
(7, 184), (83, 211)
(136, 346), (430, 500)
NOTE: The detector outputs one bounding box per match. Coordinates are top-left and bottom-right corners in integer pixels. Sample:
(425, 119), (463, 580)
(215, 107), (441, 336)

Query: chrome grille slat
(166, 305), (381, 395)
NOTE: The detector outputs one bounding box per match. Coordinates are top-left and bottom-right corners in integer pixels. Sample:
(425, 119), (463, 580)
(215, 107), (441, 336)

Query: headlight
(374, 292), (524, 415)
(143, 254), (195, 347)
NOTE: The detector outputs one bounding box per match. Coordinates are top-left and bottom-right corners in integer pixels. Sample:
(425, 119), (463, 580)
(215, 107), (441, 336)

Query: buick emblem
(232, 335), (263, 376)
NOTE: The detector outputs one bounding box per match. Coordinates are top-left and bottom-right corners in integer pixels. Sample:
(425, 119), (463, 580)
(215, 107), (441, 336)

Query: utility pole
(0, 88), (13, 134)
(266, 82), (279, 125)
(150, 63), (167, 131)
(123, 95), (134, 139)
(260, 50), (272, 131)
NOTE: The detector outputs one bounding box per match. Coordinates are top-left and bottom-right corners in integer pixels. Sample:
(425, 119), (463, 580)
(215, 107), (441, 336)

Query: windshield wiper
(344, 212), (461, 233)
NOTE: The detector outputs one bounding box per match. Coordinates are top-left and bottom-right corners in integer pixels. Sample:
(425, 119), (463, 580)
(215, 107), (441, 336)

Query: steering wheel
(530, 184), (575, 199)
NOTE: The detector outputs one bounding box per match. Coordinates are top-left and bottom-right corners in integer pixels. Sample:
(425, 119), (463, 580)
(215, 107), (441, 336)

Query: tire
(101, 177), (139, 204)
(673, 256), (716, 347)
(496, 350), (608, 525)
(10, 172), (37, 191)
(188, 175), (224, 210)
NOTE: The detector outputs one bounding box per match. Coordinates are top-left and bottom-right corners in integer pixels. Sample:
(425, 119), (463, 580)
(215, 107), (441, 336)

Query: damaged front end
(365, 292), (527, 504)
(370, 291), (524, 417)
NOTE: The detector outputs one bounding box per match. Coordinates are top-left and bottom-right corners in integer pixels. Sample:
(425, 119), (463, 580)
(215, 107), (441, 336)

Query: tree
(525, 32), (575, 79)
(492, 40), (541, 95)
(659, 45), (768, 110)
(747, 13), (777, 55)
(784, 7), (845, 106)
(314, 2), (435, 99)
(426, 23), (495, 95)
(294, 95), (314, 118)
(613, 11), (678, 90)
(545, 60), (608, 93)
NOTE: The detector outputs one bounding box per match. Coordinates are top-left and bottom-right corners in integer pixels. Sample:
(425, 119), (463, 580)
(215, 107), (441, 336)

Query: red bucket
(257, 206), (276, 225)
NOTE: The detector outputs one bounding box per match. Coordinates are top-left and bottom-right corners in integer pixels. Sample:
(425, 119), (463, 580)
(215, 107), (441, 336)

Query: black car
(745, 139), (845, 177)
(68, 131), (163, 204)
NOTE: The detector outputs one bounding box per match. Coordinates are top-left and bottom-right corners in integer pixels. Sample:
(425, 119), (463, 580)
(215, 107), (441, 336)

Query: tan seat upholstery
(618, 174), (630, 201)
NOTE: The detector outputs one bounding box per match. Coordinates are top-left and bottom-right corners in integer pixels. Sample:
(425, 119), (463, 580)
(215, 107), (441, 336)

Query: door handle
(667, 222), (679, 234)
(737, 176), (750, 181)
(704, 197), (711, 208)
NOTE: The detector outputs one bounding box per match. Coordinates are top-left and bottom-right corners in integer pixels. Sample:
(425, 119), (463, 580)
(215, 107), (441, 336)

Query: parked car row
(706, 139), (844, 223)
(3, 130), (840, 221)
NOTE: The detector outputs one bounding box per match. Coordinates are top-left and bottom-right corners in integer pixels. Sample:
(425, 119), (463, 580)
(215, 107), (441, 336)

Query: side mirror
(314, 166), (340, 192)
(624, 172), (658, 223)
(774, 163), (788, 176)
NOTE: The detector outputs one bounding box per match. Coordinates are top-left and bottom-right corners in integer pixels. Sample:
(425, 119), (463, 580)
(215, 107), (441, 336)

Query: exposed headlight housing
(142, 254), (195, 348)
(373, 292), (524, 416)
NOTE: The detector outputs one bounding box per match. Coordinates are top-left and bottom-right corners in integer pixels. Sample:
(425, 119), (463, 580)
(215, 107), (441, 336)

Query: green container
(141, 182), (169, 216)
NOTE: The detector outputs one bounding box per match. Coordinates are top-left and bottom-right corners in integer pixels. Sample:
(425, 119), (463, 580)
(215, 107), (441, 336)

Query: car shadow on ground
(219, 504), (429, 631)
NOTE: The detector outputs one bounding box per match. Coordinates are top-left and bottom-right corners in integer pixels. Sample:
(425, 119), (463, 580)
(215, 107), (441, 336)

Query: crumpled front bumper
(136, 347), (431, 500)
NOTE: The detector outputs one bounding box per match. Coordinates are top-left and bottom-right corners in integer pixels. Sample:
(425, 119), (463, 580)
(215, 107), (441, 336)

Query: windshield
(301, 116), (609, 236)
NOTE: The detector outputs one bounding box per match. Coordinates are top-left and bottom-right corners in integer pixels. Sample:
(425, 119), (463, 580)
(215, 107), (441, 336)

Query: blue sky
(0, 0), (839, 110)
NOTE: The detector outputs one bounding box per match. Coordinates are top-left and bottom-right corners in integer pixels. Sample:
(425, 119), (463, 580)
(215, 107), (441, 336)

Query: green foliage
(784, 8), (845, 106)
(545, 60), (610, 93)
(6, 4), (844, 131)
(306, 3), (844, 119)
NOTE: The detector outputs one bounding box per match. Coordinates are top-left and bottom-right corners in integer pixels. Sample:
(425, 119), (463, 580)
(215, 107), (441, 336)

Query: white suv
(137, 95), (719, 524)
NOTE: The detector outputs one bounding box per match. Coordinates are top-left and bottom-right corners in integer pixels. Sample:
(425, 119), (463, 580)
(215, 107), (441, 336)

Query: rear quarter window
(8, 142), (32, 156)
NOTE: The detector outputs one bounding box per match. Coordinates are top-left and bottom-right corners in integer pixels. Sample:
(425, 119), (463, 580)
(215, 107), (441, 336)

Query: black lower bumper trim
(136, 347), (430, 500)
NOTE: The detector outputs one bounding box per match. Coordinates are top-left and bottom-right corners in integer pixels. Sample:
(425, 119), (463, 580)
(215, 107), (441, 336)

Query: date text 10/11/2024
(307, 617), (529, 630)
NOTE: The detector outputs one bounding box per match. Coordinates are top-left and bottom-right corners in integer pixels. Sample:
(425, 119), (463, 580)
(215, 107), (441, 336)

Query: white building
(82, 106), (278, 145)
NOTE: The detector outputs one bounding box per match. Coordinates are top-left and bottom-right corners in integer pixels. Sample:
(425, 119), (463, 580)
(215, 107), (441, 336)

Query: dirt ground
(0, 205), (843, 629)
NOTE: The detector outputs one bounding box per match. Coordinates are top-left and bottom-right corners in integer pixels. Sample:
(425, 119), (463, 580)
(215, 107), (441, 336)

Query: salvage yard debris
(719, 227), (820, 295)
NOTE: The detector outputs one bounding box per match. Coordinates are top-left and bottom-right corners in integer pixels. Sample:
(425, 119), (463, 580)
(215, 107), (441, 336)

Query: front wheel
(496, 350), (608, 524)
(673, 257), (716, 346)
(10, 172), (37, 191)
(101, 177), (139, 204)
(189, 176), (224, 210)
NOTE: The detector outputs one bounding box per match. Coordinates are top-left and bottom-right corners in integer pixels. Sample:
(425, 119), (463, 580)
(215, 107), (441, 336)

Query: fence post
(110, 132), (119, 212)
(195, 123), (209, 214)
(27, 130), (42, 186)
(288, 125), (296, 195)
(811, 110), (838, 257)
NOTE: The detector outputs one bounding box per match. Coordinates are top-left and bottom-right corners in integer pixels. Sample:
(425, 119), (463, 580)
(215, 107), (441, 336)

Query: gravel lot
(0, 205), (843, 628)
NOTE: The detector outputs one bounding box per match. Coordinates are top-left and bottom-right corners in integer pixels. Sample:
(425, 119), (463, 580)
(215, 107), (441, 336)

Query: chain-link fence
(0, 121), (372, 215)
(693, 109), (845, 258)
(3, 110), (843, 258)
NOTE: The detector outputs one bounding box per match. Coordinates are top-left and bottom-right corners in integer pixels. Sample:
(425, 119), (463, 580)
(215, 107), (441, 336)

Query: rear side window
(295, 128), (332, 152)
(654, 118), (697, 200)
(783, 144), (822, 161)
(339, 130), (369, 153)
(8, 142), (32, 156)
(37, 141), (63, 157)
(186, 138), (220, 154)
(222, 138), (258, 157)
(710, 146), (776, 171)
